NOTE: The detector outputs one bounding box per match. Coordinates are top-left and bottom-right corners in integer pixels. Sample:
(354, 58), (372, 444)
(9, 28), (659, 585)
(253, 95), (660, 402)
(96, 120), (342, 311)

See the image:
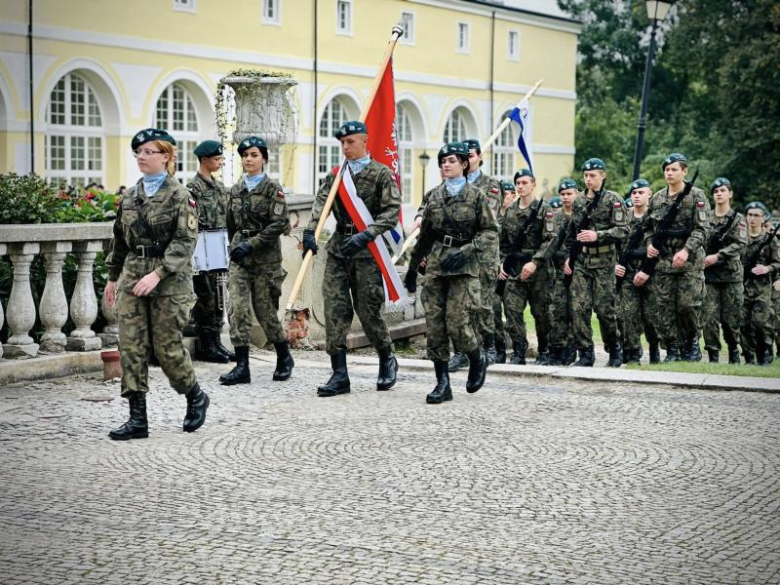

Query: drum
(192, 229), (229, 273)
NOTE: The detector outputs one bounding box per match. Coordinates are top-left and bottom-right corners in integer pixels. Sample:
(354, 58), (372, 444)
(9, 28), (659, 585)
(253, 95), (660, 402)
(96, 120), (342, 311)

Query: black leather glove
(341, 230), (373, 258)
(404, 269), (418, 293)
(440, 249), (467, 272)
(302, 228), (318, 258)
(230, 241), (253, 264)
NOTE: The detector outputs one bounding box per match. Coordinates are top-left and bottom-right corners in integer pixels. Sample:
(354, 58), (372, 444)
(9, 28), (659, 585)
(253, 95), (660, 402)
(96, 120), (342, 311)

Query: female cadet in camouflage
(491, 180), (518, 363)
(702, 178), (747, 364)
(219, 136), (294, 385)
(104, 128), (209, 440)
(404, 142), (498, 404)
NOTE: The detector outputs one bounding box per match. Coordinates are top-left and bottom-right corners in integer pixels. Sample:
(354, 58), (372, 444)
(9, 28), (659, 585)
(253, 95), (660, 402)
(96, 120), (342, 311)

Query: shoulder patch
(276, 190), (285, 200)
(613, 202), (621, 208)
(697, 201), (705, 208)
(546, 211), (554, 218)
(188, 197), (197, 208)
(739, 221), (746, 228)
(490, 187), (500, 194)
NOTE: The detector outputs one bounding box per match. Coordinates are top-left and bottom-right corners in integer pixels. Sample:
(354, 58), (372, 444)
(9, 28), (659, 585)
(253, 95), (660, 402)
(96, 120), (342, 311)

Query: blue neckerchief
(142, 173), (167, 197)
(347, 155), (371, 175)
(244, 173), (265, 191)
(445, 177), (467, 197)
(467, 170), (481, 184)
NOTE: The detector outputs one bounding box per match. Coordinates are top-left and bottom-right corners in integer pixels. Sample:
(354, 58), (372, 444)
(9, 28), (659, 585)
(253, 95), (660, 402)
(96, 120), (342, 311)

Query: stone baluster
(66, 240), (102, 351)
(0, 243), (5, 359)
(4, 243), (40, 358)
(99, 286), (120, 348)
(39, 241), (73, 354)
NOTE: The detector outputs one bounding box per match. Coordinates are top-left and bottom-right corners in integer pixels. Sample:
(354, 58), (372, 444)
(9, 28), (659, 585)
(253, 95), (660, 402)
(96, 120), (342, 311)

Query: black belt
(241, 229), (262, 237)
(135, 244), (164, 258)
(437, 234), (470, 247)
(336, 223), (358, 236)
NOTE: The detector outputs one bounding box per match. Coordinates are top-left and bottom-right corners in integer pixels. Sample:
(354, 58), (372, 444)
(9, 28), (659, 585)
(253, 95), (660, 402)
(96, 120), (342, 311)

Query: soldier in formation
(492, 180), (518, 363)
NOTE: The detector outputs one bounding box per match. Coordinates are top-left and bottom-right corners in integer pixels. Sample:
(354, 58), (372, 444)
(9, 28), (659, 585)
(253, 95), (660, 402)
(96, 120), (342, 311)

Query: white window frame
(173, 0), (196, 14)
(397, 105), (414, 204)
(45, 72), (105, 188)
(457, 21), (470, 54)
(443, 109), (467, 144)
(155, 82), (200, 183)
(492, 112), (517, 181)
(265, 146), (282, 182)
(318, 98), (350, 185)
(508, 30), (520, 61)
(400, 11), (415, 46)
(262, 0), (281, 25)
(336, 0), (353, 36)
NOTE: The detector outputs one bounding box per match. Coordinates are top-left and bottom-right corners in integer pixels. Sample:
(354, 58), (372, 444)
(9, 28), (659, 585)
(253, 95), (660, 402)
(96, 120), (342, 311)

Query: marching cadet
(547, 179), (578, 365)
(104, 128), (209, 440)
(187, 140), (234, 363)
(773, 267), (780, 358)
(497, 169), (554, 365)
(219, 136), (294, 385)
(740, 202), (780, 365)
(634, 153), (709, 362)
(404, 142), (497, 404)
(492, 180), (518, 363)
(615, 179), (661, 364)
(303, 121), (401, 397)
(563, 158), (628, 367)
(702, 178), (747, 363)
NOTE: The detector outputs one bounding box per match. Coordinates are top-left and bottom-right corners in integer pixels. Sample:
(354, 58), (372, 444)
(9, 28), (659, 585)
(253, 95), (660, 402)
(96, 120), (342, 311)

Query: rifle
(640, 170), (699, 276)
(563, 182), (606, 288)
(743, 222), (780, 280)
(616, 218), (646, 291)
(704, 210), (738, 271)
(495, 200), (541, 297)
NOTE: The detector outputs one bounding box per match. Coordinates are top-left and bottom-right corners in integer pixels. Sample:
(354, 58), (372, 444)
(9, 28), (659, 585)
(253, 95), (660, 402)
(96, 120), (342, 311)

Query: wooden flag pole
(286, 23), (405, 311)
(391, 226), (419, 263)
(481, 79), (543, 151)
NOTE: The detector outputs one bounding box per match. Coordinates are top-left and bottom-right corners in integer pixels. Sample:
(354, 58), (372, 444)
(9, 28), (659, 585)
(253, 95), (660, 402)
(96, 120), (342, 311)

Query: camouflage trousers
(228, 261), (286, 347)
(323, 254), (392, 356)
(619, 279), (659, 351)
(773, 289), (780, 350)
(192, 272), (224, 335)
(702, 281), (742, 351)
(493, 291), (508, 347)
(475, 263), (499, 338)
(504, 275), (550, 350)
(548, 269), (572, 349)
(117, 291), (197, 397)
(421, 273), (480, 362)
(741, 288), (775, 356)
(570, 261), (619, 349)
(653, 270), (704, 345)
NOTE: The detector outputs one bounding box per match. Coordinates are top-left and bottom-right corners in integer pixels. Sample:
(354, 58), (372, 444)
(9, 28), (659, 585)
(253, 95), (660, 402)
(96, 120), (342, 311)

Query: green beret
(629, 179), (650, 193)
(710, 177), (731, 194)
(513, 168), (535, 182)
(237, 136), (268, 157)
(624, 196), (634, 208)
(437, 141), (469, 163)
(500, 180), (515, 192)
(548, 196), (562, 209)
(131, 128), (176, 150)
(463, 138), (481, 153)
(334, 120), (367, 140)
(581, 158), (605, 171)
(194, 140), (223, 158)
(745, 201), (770, 216)
(558, 178), (578, 192)
(662, 152), (687, 170)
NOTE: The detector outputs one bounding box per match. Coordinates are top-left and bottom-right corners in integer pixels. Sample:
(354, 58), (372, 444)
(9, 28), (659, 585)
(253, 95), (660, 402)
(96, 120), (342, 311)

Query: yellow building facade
(0, 0), (580, 205)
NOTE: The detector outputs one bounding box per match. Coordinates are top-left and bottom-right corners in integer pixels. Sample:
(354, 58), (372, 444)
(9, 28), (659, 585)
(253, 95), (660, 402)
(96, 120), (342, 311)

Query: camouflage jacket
(643, 186), (710, 274)
(704, 210), (747, 283)
(308, 160), (401, 260)
(742, 231), (780, 300)
(227, 175), (290, 267)
(562, 189), (628, 269)
(499, 197), (554, 281)
(187, 172), (227, 231)
(412, 182), (498, 278)
(618, 209), (651, 278)
(106, 176), (197, 296)
(469, 171), (502, 266)
(548, 208), (574, 271)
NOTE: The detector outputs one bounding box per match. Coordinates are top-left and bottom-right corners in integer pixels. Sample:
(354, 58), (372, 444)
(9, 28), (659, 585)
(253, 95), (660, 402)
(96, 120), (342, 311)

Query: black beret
(581, 158), (605, 171)
(629, 179), (650, 192)
(437, 141), (469, 163)
(710, 177), (731, 194)
(513, 168), (535, 182)
(194, 140), (223, 158)
(237, 136), (268, 156)
(548, 196), (562, 209)
(132, 128), (176, 150)
(662, 152), (687, 170)
(624, 197), (634, 208)
(500, 180), (515, 192)
(463, 138), (481, 153)
(745, 201), (770, 216)
(334, 121), (368, 139)
(558, 178), (578, 192)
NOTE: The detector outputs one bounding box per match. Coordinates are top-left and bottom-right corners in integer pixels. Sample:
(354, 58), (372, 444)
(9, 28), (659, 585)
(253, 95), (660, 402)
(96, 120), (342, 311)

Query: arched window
(317, 97), (349, 184)
(397, 104), (413, 203)
(443, 109), (467, 144)
(155, 83), (199, 182)
(45, 72), (104, 188)
(493, 112), (516, 181)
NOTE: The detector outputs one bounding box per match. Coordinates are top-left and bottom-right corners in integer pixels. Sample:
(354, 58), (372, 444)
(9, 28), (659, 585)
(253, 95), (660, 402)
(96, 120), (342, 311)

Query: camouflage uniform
(644, 186), (710, 352)
(308, 161), (401, 355)
(187, 172), (228, 336)
(702, 211), (747, 356)
(470, 172), (503, 339)
(548, 208), (574, 354)
(226, 175), (290, 347)
(105, 177), (199, 398)
(773, 277), (780, 355)
(740, 232), (780, 360)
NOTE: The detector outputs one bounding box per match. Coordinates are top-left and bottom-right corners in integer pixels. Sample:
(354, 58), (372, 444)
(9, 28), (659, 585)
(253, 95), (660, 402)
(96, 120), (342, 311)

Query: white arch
(38, 58), (124, 135)
(396, 94), (428, 145)
(149, 70), (216, 138)
(316, 87), (362, 129)
(440, 100), (480, 143)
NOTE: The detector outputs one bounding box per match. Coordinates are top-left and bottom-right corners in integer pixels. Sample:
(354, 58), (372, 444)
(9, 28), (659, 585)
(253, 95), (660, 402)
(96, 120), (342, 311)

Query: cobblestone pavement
(1, 351), (779, 585)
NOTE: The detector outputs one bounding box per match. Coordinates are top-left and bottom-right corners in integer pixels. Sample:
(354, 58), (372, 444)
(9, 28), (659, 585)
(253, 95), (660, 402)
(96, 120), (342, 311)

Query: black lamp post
(418, 151), (430, 202)
(632, 0), (675, 181)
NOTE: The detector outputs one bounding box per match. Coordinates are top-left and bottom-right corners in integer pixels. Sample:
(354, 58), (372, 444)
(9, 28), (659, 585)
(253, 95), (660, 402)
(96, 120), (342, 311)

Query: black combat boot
(547, 346), (563, 366)
(509, 340), (527, 365)
(219, 346), (251, 385)
(196, 332), (230, 363)
(743, 348), (755, 364)
(623, 348), (640, 365)
(108, 393), (149, 440)
(727, 346), (740, 365)
(606, 342), (623, 368)
(377, 348), (398, 391)
(574, 346), (595, 367)
(483, 335), (497, 366)
(272, 341), (295, 381)
(535, 344), (550, 366)
(664, 343), (682, 362)
(685, 338), (702, 362)
(708, 349), (720, 364)
(213, 333), (236, 361)
(426, 360), (453, 404)
(562, 345), (577, 366)
(448, 352), (469, 372)
(649, 342), (661, 364)
(758, 344), (774, 366)
(318, 351), (350, 397)
(495, 337), (507, 364)
(183, 383), (210, 433)
(465, 348), (487, 393)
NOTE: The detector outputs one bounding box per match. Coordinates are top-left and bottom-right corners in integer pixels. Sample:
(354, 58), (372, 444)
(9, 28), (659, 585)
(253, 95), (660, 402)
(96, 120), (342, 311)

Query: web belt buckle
(343, 224), (356, 236)
(443, 235), (453, 247)
(135, 245), (148, 258)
